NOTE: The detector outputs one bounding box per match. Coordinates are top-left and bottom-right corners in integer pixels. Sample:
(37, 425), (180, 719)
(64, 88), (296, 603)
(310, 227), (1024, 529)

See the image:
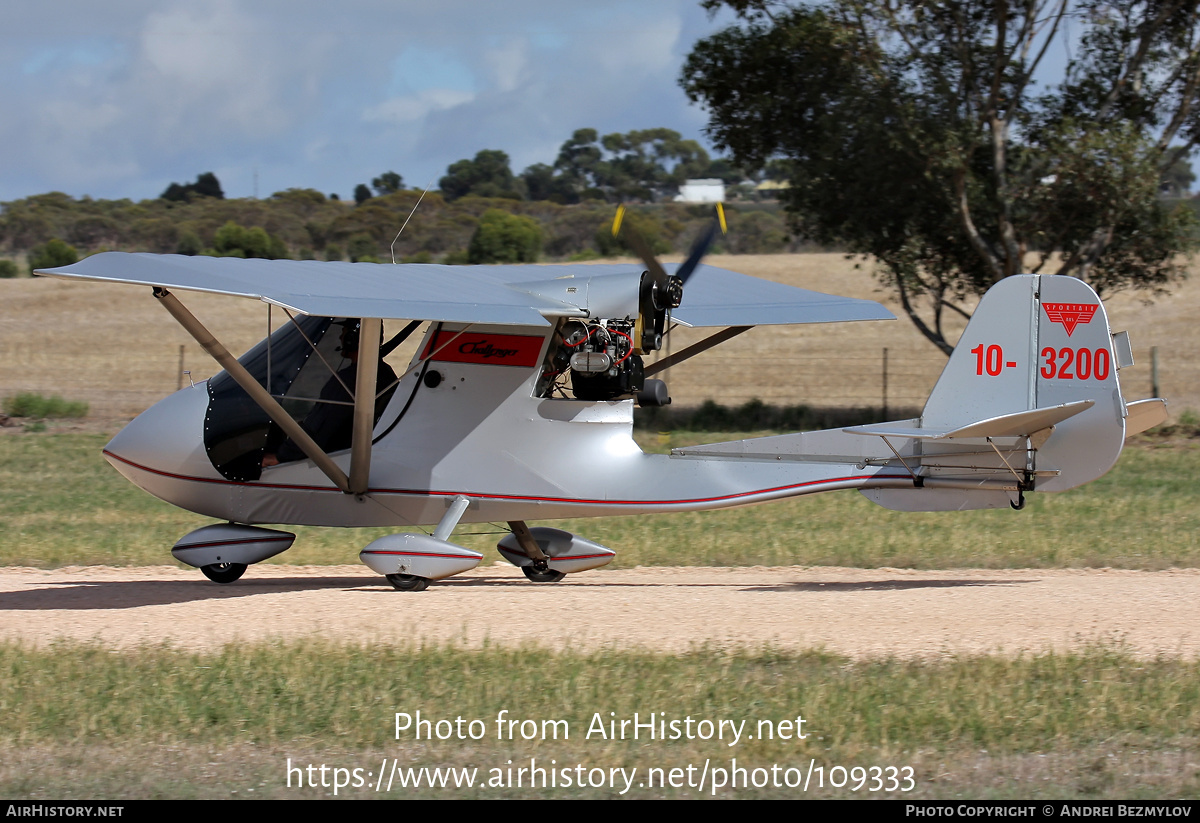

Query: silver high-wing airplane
(38, 225), (1166, 590)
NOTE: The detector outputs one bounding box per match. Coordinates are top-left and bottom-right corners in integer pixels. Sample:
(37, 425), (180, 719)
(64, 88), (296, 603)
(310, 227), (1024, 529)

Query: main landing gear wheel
(201, 562), (247, 584)
(522, 565), (566, 583)
(387, 573), (430, 592)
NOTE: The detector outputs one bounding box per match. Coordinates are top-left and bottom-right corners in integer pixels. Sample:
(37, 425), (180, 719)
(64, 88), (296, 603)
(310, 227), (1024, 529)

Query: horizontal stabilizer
(843, 400), (1095, 441)
(1125, 398), (1168, 437)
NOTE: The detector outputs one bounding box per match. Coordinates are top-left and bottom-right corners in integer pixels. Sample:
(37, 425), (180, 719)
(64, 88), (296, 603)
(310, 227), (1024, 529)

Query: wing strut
(349, 318), (381, 495)
(644, 326), (752, 377)
(152, 287), (352, 493)
(507, 521), (548, 562)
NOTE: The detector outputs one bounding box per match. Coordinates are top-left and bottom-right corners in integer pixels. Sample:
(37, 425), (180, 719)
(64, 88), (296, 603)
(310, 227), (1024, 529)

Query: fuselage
(104, 321), (912, 528)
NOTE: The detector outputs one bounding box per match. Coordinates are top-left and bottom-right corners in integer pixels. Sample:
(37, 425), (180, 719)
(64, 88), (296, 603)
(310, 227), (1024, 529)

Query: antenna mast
(390, 179), (436, 264)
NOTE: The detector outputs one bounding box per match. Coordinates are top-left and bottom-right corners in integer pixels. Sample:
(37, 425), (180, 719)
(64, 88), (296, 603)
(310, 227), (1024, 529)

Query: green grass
(6, 641), (1192, 753)
(1, 432), (1198, 569)
(2, 392), (88, 419)
(0, 641), (1196, 798)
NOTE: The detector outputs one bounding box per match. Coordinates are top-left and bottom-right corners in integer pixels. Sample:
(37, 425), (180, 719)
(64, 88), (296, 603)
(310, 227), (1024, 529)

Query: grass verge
(3, 392), (88, 419)
(0, 640), (1196, 799)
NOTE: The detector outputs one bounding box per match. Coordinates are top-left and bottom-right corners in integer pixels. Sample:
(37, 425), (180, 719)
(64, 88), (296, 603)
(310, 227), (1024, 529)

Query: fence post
(1150, 346), (1159, 399)
(177, 345), (185, 391)
(882, 346), (889, 420)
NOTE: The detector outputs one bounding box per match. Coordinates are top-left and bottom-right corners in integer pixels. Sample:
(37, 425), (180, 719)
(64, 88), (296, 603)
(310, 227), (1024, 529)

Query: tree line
(349, 127), (761, 206)
(0, 186), (800, 274)
(0, 125), (801, 275)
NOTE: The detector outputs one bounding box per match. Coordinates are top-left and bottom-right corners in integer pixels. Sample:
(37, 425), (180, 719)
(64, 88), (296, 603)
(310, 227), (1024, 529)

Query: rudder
(922, 274), (1126, 491)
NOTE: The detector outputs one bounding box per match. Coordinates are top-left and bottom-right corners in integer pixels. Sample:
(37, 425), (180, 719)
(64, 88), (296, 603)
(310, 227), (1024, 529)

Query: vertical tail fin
(921, 274), (1126, 491)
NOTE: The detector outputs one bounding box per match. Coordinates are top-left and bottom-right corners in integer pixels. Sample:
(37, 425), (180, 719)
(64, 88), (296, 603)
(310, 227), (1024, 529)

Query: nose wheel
(201, 562), (247, 584)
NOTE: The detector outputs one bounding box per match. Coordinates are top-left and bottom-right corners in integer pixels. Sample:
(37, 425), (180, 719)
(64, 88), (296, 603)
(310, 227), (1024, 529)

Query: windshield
(204, 315), (354, 481)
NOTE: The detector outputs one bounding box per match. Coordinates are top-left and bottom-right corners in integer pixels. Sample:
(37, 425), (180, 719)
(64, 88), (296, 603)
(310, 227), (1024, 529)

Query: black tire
(522, 565), (565, 583)
(386, 573), (430, 592)
(201, 563), (247, 584)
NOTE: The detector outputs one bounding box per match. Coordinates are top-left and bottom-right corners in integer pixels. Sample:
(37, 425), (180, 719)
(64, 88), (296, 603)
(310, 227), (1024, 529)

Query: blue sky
(0, 0), (737, 202)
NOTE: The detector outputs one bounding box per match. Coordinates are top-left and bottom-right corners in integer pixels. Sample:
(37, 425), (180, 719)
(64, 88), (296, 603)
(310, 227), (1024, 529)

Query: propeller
(675, 203), (726, 285)
(612, 203), (726, 353)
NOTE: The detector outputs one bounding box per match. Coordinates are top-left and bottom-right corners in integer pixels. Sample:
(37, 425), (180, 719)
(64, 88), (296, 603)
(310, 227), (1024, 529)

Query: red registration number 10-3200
(970, 344), (1111, 381)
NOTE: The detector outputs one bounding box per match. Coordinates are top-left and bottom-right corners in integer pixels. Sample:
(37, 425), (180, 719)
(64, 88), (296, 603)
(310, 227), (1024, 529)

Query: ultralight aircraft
(37, 211), (1166, 590)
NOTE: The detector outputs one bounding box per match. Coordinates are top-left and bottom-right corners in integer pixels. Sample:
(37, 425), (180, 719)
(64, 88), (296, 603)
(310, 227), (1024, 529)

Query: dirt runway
(0, 564), (1196, 658)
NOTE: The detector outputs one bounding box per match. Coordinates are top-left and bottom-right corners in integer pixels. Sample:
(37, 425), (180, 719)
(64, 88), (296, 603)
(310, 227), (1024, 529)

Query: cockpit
(203, 316), (400, 481)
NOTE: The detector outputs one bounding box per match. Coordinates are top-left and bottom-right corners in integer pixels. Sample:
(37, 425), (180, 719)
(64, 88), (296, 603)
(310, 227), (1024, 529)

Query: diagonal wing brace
(153, 287), (354, 493)
(643, 326), (752, 377)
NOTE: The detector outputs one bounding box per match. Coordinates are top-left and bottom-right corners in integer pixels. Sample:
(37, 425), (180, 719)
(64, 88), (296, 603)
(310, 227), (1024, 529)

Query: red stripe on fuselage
(103, 449), (909, 507)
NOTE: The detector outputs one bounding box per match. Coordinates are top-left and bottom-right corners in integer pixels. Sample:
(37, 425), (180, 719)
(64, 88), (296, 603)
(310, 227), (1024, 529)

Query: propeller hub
(653, 276), (684, 311)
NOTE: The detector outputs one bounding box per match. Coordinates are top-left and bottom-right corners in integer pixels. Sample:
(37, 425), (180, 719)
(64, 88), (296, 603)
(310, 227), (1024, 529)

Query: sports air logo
(1042, 303), (1098, 337)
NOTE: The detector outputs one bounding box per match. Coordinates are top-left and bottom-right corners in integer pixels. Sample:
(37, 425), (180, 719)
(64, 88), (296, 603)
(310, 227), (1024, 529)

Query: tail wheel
(201, 563), (247, 584)
(387, 573), (430, 592)
(522, 565), (565, 583)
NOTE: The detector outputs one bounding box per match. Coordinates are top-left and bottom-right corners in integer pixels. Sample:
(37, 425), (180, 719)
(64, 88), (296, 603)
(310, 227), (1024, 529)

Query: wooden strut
(349, 318), (381, 495)
(152, 287), (352, 494)
(644, 326), (752, 377)
(507, 520), (548, 563)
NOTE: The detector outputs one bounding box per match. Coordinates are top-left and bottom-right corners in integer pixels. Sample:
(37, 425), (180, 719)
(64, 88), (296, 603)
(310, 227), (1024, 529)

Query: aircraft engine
(560, 319), (642, 400)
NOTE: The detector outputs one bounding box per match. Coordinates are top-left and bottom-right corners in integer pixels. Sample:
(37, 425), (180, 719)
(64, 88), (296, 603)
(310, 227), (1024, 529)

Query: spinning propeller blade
(612, 204), (669, 285)
(675, 204), (725, 285)
(612, 202), (727, 290)
(611, 203), (726, 355)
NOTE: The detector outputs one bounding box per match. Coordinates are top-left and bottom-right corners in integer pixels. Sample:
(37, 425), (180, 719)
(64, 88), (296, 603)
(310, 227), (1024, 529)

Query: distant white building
(674, 178), (725, 203)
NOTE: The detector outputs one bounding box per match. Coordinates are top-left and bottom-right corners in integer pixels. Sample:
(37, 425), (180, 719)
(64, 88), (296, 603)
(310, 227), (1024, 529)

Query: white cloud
(484, 39), (530, 94)
(134, 0), (324, 140)
(363, 88), (476, 125)
(588, 15), (683, 76)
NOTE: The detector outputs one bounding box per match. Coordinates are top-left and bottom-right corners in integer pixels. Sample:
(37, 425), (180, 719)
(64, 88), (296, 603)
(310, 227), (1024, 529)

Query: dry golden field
(1, 253), (1194, 423)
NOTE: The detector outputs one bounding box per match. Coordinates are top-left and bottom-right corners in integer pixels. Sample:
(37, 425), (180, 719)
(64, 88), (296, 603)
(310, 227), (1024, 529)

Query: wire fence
(0, 339), (1179, 423)
(674, 350), (941, 408)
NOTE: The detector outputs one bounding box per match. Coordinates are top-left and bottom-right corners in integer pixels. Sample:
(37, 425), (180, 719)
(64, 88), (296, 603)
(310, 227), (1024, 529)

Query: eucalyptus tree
(682, 0), (1200, 352)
